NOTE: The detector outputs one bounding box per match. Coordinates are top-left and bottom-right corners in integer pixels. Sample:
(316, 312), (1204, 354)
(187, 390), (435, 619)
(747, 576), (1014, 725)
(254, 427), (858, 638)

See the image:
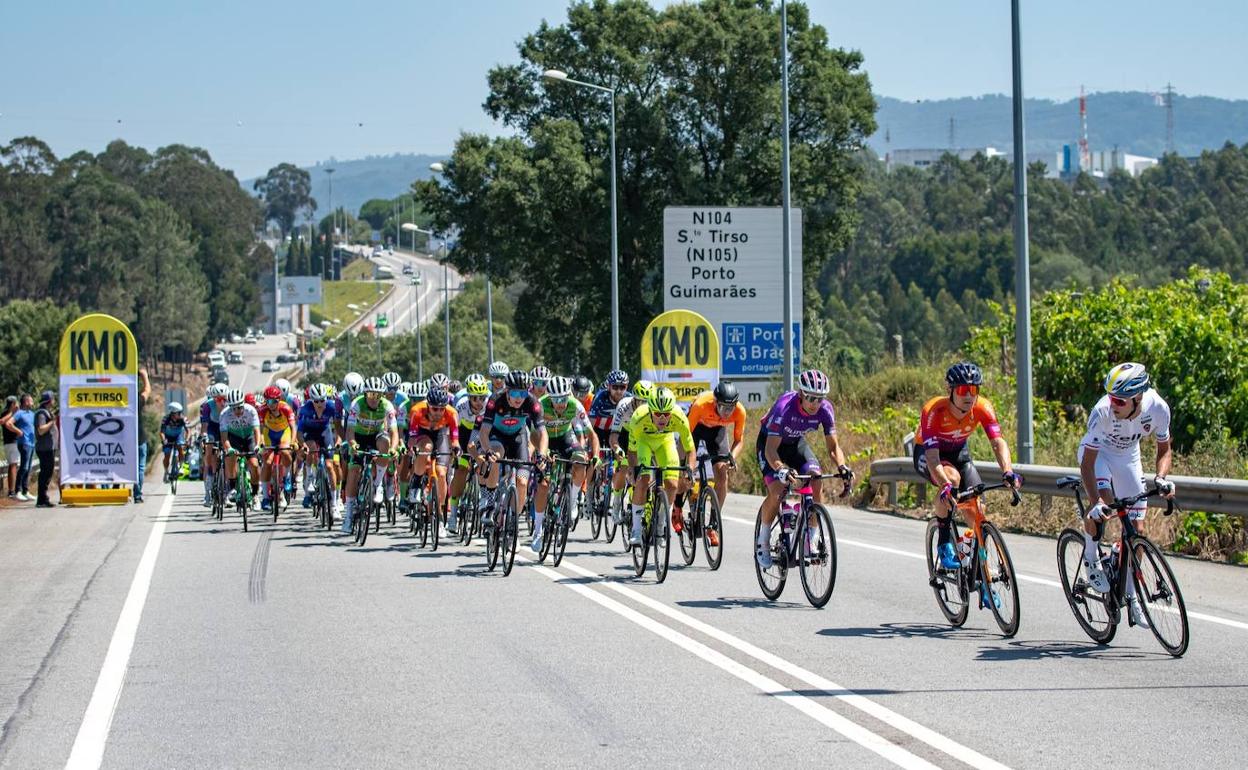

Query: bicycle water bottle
(780, 499), (799, 534)
(957, 530), (974, 568)
(700, 455), (714, 483)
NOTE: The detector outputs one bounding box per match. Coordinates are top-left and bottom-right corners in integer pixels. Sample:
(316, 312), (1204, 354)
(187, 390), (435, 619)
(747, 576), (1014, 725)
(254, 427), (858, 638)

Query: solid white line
(725, 514), (1248, 625)
(65, 493), (173, 770)
(523, 560), (939, 769)
(555, 559), (1011, 770)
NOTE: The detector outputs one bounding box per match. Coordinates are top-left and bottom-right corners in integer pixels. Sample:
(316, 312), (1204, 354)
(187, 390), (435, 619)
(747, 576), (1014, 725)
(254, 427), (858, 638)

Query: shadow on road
(974, 639), (1172, 662)
(678, 597), (809, 611)
(816, 622), (1000, 641)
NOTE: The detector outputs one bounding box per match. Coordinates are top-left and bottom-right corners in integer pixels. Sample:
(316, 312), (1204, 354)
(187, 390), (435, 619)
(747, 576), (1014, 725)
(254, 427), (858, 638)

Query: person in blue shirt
(297, 383), (340, 515)
(10, 394), (36, 501)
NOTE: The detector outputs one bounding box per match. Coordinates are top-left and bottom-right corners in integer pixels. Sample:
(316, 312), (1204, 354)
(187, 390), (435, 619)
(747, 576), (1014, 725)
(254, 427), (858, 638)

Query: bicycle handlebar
(1109, 485), (1178, 517)
(955, 481), (1022, 507)
(697, 453), (737, 468)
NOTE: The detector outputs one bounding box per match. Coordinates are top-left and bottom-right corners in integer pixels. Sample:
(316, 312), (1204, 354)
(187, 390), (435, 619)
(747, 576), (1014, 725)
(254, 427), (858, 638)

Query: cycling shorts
(550, 431), (587, 461)
(1078, 446), (1146, 521)
(634, 434), (683, 482)
(692, 423), (730, 460)
(409, 428), (451, 467)
(205, 421), (220, 440)
(912, 443), (981, 491)
(265, 427), (293, 447)
(611, 428), (630, 454)
(457, 427), (478, 457)
(349, 433), (382, 467)
(224, 433), (254, 454)
(756, 435), (820, 485)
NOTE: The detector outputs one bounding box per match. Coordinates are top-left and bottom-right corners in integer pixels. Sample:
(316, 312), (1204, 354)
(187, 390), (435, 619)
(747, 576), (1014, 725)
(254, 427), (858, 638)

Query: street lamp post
(430, 161), (494, 371)
(1011, 0), (1035, 463)
(408, 223), (453, 376)
(325, 167), (334, 281)
(779, 1), (796, 391)
(542, 69), (620, 371)
(401, 222), (427, 379)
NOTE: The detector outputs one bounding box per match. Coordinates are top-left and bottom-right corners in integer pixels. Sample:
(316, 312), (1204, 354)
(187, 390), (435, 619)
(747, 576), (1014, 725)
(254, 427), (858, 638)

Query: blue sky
(3, 0), (1244, 179)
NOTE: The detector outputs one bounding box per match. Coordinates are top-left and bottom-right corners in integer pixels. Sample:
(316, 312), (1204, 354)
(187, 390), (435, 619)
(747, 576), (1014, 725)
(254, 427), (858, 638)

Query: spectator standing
(34, 391), (58, 508)
(2, 396), (20, 497)
(135, 367), (151, 503)
(12, 394), (36, 501)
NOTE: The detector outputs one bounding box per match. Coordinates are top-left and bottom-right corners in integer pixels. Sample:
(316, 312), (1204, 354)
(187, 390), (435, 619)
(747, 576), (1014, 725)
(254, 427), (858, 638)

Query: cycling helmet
(429, 372), (450, 389)
(363, 376), (385, 394)
(573, 375), (593, 396)
(529, 365), (551, 382)
(1104, 362), (1150, 398)
(227, 388), (246, 406)
(342, 372), (364, 396)
(605, 369), (629, 387)
(488, 361), (510, 378)
(274, 378), (291, 397)
(382, 371), (402, 390)
(505, 370), (530, 390)
(263, 385), (282, 401)
(547, 376), (573, 398)
(648, 387), (677, 413)
(308, 383), (330, 401)
(426, 386), (450, 407)
(713, 381), (740, 405)
(244, 392), (257, 407)
(797, 369), (830, 396)
(207, 384), (227, 399)
(167, 402), (183, 414)
(465, 374), (490, 396)
(411, 380), (429, 399)
(448, 379), (462, 395)
(945, 361), (984, 388)
(398, 381), (413, 396)
(632, 379), (654, 401)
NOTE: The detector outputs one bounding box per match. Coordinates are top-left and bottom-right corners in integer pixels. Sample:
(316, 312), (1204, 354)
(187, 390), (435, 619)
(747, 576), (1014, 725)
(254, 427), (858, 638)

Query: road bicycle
(925, 481), (1023, 637)
(162, 439), (186, 494)
(261, 445), (294, 523)
(408, 450), (451, 550)
(456, 455), (483, 546)
(201, 437), (227, 522)
(484, 458), (544, 577)
(1055, 477), (1189, 657)
(539, 455), (591, 567)
(350, 448), (389, 546)
(303, 443), (335, 531)
(676, 452), (732, 570)
(226, 447), (259, 532)
(628, 463), (693, 583)
(754, 470), (851, 608)
(587, 449), (617, 543)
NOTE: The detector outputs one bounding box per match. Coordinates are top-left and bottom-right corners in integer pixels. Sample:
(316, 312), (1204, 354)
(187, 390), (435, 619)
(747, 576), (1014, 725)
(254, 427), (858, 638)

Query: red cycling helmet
(244, 392), (257, 407)
(263, 385), (282, 401)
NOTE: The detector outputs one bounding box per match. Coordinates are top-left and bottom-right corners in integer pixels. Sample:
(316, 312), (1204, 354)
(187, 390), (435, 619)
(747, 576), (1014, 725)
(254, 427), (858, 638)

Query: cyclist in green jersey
(533, 376), (598, 548)
(342, 377), (399, 532)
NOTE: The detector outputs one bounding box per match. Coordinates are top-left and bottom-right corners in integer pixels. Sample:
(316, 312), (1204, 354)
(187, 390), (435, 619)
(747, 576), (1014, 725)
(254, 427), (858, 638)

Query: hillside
(871, 91), (1248, 159)
(242, 153), (446, 221)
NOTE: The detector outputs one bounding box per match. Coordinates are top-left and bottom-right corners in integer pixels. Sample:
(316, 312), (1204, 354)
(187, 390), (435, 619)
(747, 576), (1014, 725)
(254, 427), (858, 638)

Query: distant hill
(870, 91), (1248, 159)
(242, 153), (446, 221)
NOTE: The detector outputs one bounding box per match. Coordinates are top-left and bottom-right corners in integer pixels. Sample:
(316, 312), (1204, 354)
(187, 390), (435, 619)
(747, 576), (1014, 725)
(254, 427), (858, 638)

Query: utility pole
(1010, 0), (1035, 463)
(779, 0), (795, 392)
(1164, 83), (1176, 154)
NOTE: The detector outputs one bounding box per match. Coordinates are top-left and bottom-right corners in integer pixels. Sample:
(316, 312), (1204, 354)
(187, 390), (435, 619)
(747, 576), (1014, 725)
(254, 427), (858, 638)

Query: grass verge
(310, 280), (388, 338)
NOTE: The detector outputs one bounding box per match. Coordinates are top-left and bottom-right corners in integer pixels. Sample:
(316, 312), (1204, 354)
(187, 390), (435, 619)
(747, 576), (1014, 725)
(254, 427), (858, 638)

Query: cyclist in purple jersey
(755, 370), (853, 568)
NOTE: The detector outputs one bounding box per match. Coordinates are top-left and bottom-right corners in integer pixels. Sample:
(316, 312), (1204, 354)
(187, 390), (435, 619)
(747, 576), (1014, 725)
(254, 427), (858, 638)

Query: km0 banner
(58, 313), (139, 489)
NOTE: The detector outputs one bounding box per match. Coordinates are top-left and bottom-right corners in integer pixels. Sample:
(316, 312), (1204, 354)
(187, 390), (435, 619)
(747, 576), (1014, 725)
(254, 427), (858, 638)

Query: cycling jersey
(588, 389), (625, 431)
(220, 404), (260, 437)
(259, 401), (296, 433)
(539, 395), (592, 440)
(284, 393), (303, 413)
(297, 400), (339, 439)
(480, 392), (544, 437)
(916, 396), (1002, 453)
(686, 390), (747, 445)
(389, 391), (410, 429)
(199, 399), (223, 427)
(609, 395), (644, 433)
(626, 404), (694, 481)
(347, 395), (397, 437)
(161, 413), (188, 441)
(407, 401), (460, 442)
(1081, 389), (1171, 458)
(759, 391), (836, 444)
(453, 391), (485, 431)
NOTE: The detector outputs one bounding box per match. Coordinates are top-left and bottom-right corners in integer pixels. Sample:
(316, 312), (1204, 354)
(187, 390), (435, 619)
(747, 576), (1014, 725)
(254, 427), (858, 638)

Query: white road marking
(524, 559), (942, 769)
(553, 559), (1012, 770)
(724, 514), (1248, 629)
(65, 494), (173, 770)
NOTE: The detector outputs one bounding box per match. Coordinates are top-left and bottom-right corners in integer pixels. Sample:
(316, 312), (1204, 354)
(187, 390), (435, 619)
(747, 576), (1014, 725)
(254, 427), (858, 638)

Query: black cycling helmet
(573, 375), (593, 395)
(945, 361), (984, 387)
(713, 381), (739, 405)
(505, 370), (530, 390)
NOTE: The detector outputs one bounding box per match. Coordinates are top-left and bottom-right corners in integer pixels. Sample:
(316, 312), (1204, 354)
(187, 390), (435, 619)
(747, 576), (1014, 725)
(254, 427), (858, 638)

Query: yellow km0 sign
(59, 313), (138, 375)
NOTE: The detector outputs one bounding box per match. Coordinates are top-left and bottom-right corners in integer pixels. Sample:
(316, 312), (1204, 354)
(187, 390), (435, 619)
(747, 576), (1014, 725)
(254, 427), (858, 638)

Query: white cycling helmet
(547, 376), (573, 398)
(274, 378), (291, 397)
(342, 372), (364, 397)
(1104, 362), (1150, 398)
(797, 369), (830, 396)
(382, 371), (402, 390)
(411, 380), (429, 399)
(487, 361), (510, 378)
(429, 372), (450, 389)
(308, 383), (330, 401)
(227, 388), (246, 407)
(166, 401), (184, 414)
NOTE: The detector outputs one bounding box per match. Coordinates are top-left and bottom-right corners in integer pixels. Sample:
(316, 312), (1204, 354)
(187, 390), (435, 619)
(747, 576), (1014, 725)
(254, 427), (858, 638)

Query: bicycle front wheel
(981, 522), (1021, 637)
(589, 480), (603, 540)
(653, 494), (671, 584)
(1056, 528), (1117, 645)
(428, 486), (440, 552)
(753, 509), (786, 601)
(1130, 536), (1189, 657)
(924, 519), (968, 626)
(700, 488), (723, 571)
(631, 506), (649, 578)
(485, 507), (502, 572)
(799, 503), (837, 608)
(677, 494), (697, 566)
(501, 487), (519, 577)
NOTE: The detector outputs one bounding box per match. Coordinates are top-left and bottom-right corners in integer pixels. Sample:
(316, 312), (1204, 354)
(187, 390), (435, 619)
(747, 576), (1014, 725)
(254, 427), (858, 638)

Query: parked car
(244, 334), (257, 344)
(208, 353), (226, 368)
(212, 369), (230, 385)
(261, 360), (273, 372)
(402, 264), (413, 275)
(229, 333), (244, 343)
(228, 351), (243, 364)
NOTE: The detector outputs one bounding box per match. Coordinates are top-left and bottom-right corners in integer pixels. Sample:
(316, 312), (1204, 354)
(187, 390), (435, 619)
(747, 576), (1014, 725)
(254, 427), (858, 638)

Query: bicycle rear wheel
(589, 479), (603, 540)
(799, 503), (837, 608)
(701, 488), (724, 570)
(428, 485), (440, 552)
(677, 494), (697, 566)
(501, 486), (519, 576)
(753, 509), (786, 601)
(1130, 536), (1189, 657)
(653, 494), (672, 584)
(485, 505), (501, 572)
(1056, 528), (1117, 644)
(981, 522), (1021, 637)
(552, 503), (571, 568)
(924, 519), (969, 626)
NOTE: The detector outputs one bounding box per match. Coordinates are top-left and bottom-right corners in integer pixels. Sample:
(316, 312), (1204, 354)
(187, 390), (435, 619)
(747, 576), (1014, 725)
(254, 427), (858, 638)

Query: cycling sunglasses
(609, 383), (628, 390)
(549, 395), (569, 405)
(507, 389), (528, 400)
(952, 385), (979, 397)
(799, 393), (822, 404)
(532, 379), (548, 388)
(1109, 395), (1133, 407)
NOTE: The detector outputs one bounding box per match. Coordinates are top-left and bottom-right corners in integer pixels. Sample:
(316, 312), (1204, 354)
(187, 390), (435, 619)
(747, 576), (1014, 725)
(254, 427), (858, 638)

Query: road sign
(721, 323), (802, 377)
(663, 207), (802, 390)
(279, 276), (323, 306)
(639, 309), (720, 408)
(377, 314), (388, 329)
(57, 313), (139, 501)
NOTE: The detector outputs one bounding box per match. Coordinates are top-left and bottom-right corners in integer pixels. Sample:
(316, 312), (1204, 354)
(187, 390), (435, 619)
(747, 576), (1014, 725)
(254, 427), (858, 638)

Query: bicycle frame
(773, 472), (847, 567)
(952, 482), (1021, 596)
(1067, 483), (1175, 610)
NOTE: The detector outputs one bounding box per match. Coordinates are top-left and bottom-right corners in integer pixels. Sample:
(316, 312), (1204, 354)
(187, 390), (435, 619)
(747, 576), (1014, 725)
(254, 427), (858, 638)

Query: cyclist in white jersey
(1078, 362), (1175, 628)
(606, 379), (653, 521)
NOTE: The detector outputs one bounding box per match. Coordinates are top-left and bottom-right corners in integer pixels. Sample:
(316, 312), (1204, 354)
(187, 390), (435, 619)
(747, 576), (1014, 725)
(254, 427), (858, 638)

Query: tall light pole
(429, 161), (493, 370)
(410, 223), (453, 376)
(325, 167), (335, 280)
(402, 223), (427, 379)
(1011, 0), (1034, 463)
(778, 1), (795, 391)
(543, 69), (620, 370)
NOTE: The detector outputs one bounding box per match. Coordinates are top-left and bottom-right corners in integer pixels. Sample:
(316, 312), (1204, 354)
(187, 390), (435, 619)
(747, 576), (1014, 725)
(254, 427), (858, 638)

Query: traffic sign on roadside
(639, 309), (719, 408)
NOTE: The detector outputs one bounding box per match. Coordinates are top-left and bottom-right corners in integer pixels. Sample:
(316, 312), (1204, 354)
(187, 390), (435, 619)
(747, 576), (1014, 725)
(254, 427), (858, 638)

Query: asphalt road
(2, 487), (1245, 769)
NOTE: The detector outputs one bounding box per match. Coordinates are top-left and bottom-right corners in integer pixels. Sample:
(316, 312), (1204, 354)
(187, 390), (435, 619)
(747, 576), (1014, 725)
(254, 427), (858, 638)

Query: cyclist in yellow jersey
(624, 387), (695, 546)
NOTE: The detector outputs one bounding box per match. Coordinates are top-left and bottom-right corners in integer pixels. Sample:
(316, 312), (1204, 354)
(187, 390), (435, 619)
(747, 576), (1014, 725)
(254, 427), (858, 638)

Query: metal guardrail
(870, 457), (1248, 517)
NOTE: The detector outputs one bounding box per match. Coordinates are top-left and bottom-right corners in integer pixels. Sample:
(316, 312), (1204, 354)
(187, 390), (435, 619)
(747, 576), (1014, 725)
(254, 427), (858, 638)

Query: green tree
(0, 299), (81, 397)
(254, 162), (316, 240)
(416, 0), (876, 376)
